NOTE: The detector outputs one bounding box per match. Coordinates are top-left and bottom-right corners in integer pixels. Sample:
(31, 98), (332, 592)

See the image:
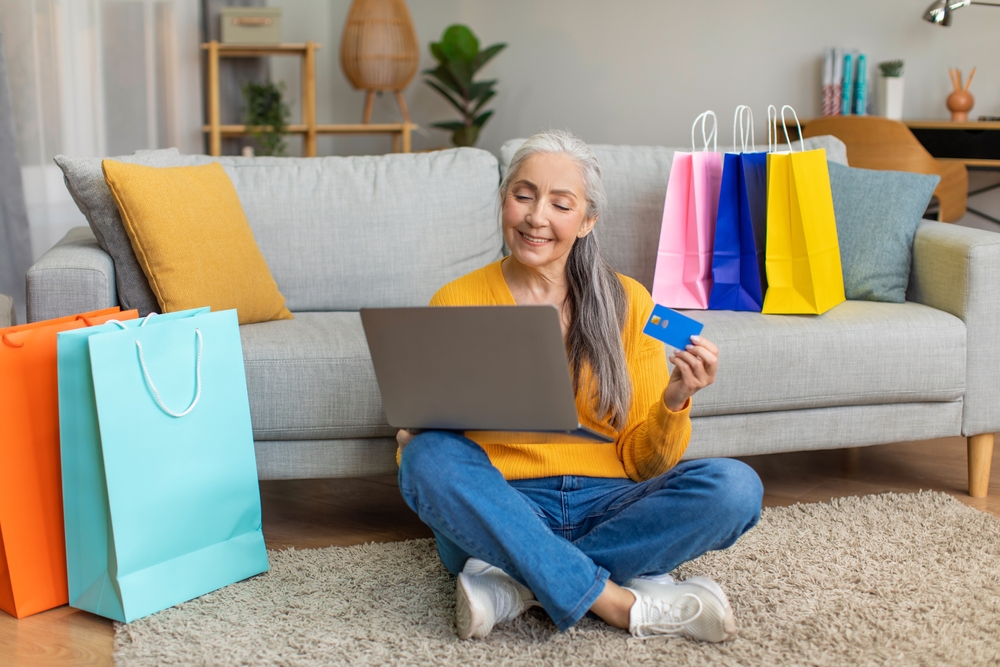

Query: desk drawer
(911, 127), (1000, 161)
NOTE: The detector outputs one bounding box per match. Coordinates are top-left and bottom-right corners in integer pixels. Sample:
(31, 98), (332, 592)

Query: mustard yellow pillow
(102, 160), (293, 325)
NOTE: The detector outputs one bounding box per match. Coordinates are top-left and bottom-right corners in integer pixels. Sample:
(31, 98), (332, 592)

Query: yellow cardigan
(405, 258), (692, 482)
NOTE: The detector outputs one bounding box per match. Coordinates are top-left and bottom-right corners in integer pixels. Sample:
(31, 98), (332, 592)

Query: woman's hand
(664, 336), (718, 412)
(396, 429), (417, 452)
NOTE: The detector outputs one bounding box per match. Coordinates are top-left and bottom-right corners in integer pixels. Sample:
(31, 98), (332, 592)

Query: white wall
(268, 0), (1000, 156)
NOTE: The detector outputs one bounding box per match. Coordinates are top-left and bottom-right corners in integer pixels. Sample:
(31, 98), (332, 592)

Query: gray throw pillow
(828, 162), (939, 303)
(55, 148), (187, 316)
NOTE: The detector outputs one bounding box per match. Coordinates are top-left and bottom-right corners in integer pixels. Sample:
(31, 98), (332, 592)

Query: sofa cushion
(55, 148), (180, 316)
(239, 302), (965, 440)
(102, 161), (293, 325)
(499, 136), (848, 291)
(687, 300), (966, 417)
(828, 162), (939, 303)
(240, 312), (393, 441)
(60, 148), (504, 313)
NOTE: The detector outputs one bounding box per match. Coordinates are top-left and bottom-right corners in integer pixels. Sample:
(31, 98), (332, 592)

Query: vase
(880, 76), (904, 120)
(946, 89), (974, 122)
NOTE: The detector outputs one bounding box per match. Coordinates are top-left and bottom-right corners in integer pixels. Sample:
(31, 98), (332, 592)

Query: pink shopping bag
(652, 111), (724, 309)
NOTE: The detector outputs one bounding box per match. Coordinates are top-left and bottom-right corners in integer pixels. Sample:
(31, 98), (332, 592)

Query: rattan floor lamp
(340, 0), (419, 124)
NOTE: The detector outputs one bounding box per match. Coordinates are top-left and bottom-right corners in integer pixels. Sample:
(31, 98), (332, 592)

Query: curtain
(0, 0), (203, 269)
(0, 33), (32, 322)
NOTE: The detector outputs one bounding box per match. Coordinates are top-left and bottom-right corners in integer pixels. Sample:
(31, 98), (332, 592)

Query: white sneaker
(625, 575), (737, 642)
(455, 558), (538, 639)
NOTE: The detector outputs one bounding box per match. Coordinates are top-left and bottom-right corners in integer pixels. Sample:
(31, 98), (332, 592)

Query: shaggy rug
(114, 492), (1000, 666)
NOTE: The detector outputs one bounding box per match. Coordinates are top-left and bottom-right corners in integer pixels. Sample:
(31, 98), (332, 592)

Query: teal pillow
(828, 162), (940, 303)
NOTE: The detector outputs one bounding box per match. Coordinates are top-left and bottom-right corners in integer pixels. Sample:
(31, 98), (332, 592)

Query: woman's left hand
(664, 336), (718, 412)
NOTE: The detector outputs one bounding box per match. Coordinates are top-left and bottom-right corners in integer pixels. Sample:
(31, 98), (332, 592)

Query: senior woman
(397, 130), (762, 642)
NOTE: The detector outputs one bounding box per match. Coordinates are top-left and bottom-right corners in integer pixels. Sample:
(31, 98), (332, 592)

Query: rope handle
(106, 312), (158, 330)
(690, 111), (717, 152)
(135, 328), (203, 418)
(1, 332), (23, 348)
(767, 105), (777, 153)
(780, 105), (804, 153)
(733, 105), (755, 153)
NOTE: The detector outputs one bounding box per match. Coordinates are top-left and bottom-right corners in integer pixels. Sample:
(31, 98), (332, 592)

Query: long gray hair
(500, 130), (632, 430)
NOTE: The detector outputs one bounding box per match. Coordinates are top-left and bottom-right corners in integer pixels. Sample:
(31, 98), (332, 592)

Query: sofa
(27, 137), (1000, 497)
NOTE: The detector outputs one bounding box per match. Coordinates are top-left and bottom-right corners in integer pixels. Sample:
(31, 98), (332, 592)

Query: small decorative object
(339, 0), (419, 123)
(853, 54), (868, 115)
(241, 81), (290, 156)
(879, 60), (905, 120)
(947, 67), (975, 121)
(424, 25), (506, 147)
(220, 7), (282, 45)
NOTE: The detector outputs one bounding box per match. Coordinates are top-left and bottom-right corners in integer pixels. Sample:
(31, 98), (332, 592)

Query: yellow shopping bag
(762, 106), (845, 315)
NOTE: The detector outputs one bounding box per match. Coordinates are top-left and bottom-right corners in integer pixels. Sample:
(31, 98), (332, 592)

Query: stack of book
(823, 48), (869, 117)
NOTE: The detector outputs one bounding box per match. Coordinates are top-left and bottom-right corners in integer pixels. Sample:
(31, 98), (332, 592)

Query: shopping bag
(762, 106), (846, 315)
(58, 308), (268, 622)
(0, 306), (133, 618)
(652, 111), (723, 309)
(709, 106), (769, 311)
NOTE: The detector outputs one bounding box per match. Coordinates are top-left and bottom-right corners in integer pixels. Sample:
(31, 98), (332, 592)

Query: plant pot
(880, 76), (904, 120)
(452, 125), (481, 147)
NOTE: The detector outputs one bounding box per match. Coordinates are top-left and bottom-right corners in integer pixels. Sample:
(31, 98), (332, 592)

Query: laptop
(360, 305), (614, 444)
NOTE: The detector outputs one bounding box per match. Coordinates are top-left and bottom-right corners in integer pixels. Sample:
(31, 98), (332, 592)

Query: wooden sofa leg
(968, 433), (995, 498)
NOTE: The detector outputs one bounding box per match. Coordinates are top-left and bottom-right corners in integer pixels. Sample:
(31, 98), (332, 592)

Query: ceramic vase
(880, 76), (904, 120)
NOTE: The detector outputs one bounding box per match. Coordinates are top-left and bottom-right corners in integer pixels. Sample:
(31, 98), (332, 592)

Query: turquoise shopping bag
(58, 309), (268, 622)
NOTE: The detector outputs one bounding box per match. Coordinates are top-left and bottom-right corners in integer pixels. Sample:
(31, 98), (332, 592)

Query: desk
(904, 120), (1000, 168)
(904, 121), (1000, 224)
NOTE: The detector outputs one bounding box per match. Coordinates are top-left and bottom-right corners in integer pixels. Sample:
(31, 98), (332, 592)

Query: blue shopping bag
(58, 309), (268, 622)
(708, 106), (768, 311)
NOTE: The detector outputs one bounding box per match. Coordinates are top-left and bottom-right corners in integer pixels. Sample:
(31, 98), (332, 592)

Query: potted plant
(424, 25), (505, 147)
(241, 80), (291, 156)
(879, 60), (904, 121)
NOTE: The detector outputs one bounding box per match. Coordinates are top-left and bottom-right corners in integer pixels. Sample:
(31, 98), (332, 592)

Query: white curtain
(0, 0), (203, 261)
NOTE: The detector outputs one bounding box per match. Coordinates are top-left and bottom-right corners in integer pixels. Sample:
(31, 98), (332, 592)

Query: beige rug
(114, 492), (1000, 666)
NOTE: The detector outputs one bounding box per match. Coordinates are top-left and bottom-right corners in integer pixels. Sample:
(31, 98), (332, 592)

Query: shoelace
(632, 593), (704, 639)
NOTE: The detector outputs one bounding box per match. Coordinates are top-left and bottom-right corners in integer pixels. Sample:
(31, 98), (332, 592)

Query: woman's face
(502, 153), (596, 272)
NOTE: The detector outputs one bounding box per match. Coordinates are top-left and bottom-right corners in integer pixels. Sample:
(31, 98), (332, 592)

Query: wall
(269, 0), (1000, 156)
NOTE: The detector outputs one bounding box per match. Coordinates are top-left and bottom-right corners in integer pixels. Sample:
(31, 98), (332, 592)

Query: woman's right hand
(396, 429), (417, 452)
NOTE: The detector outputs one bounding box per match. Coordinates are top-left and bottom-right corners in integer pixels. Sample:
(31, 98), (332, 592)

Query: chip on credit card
(642, 304), (704, 350)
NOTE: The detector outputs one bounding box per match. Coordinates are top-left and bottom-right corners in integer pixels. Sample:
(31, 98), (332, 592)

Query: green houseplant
(424, 25), (506, 147)
(241, 81), (290, 156)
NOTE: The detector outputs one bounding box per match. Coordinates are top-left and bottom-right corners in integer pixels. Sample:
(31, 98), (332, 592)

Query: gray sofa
(27, 140), (1000, 496)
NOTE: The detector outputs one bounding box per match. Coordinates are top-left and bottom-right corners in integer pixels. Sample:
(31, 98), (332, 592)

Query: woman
(397, 130), (762, 642)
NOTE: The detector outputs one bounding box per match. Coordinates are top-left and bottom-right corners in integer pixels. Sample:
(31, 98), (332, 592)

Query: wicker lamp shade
(340, 0), (418, 92)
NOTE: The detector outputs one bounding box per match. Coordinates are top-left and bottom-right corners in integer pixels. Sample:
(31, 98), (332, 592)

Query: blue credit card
(642, 304), (704, 350)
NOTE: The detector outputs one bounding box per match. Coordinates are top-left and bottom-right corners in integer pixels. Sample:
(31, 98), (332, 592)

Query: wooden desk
(903, 120), (1000, 168)
(201, 42), (415, 157)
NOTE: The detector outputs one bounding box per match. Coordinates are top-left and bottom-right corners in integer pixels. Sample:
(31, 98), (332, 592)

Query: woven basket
(340, 0), (419, 91)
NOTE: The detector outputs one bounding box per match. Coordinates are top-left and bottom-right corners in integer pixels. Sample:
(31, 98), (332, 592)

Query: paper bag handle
(691, 111), (717, 152)
(733, 105), (755, 153)
(135, 328), (203, 418)
(780, 105), (804, 153)
(1, 332), (23, 348)
(767, 105), (778, 153)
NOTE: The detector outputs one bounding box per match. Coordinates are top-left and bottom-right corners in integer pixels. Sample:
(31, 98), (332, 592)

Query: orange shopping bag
(0, 306), (137, 618)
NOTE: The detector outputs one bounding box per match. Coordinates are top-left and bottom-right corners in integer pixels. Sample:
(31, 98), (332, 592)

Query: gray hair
(499, 130), (632, 430)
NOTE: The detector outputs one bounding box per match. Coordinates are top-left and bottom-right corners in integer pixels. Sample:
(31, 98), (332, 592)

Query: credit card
(642, 304), (704, 350)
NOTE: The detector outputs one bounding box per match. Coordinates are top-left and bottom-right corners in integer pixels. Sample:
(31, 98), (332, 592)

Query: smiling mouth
(518, 231), (552, 245)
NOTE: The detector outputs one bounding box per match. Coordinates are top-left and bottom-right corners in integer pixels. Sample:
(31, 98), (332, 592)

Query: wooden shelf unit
(202, 41), (415, 156)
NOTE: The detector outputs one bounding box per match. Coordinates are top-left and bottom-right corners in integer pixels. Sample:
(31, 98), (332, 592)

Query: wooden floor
(2, 435), (996, 666)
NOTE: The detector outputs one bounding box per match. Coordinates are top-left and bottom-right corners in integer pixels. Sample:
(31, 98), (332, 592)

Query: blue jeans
(398, 431), (762, 631)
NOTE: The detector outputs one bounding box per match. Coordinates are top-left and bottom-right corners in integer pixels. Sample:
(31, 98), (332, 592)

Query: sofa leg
(968, 433), (995, 498)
